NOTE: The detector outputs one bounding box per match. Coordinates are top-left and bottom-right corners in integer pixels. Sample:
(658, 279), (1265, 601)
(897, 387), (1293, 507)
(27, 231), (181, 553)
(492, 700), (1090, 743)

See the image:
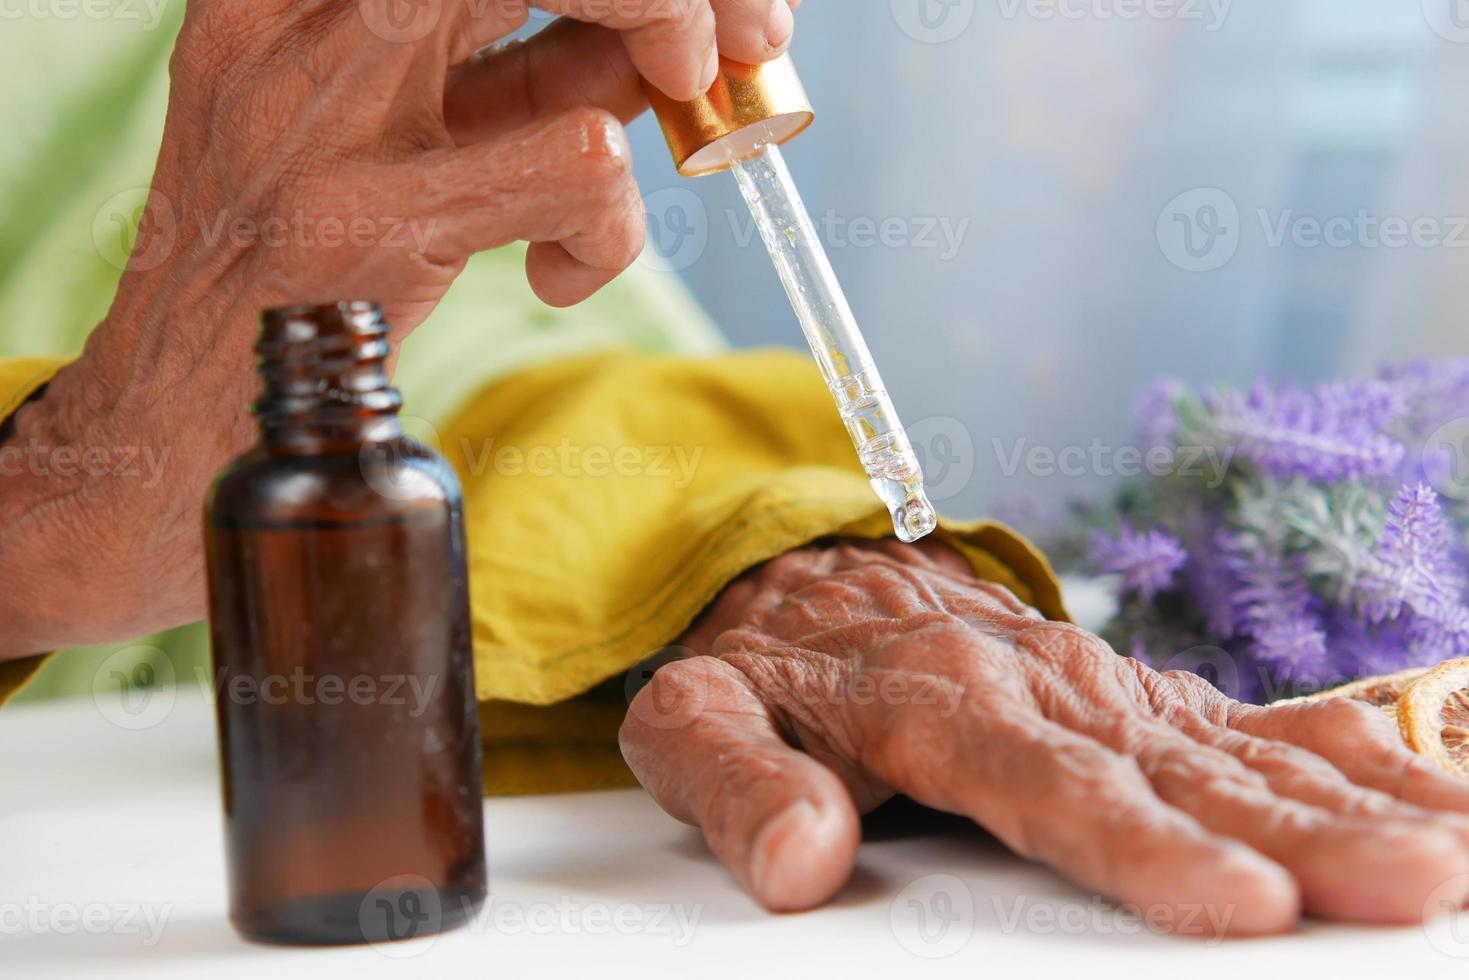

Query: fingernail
(766, 1), (795, 51)
(698, 44), (719, 94)
(749, 800), (819, 901)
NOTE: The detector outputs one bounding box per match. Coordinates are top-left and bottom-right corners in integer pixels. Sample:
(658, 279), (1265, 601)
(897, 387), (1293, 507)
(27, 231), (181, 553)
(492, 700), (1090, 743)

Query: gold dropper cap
(645, 54), (815, 177)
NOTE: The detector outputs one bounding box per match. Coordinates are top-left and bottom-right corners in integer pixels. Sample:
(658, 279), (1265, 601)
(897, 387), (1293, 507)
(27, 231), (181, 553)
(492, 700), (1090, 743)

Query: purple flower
(1380, 359), (1469, 437)
(1091, 522), (1188, 602)
(1133, 377), (1187, 453)
(1384, 359), (1469, 488)
(1203, 379), (1405, 484)
(1224, 537), (1330, 680)
(1183, 526), (1243, 639)
(1360, 484), (1467, 623)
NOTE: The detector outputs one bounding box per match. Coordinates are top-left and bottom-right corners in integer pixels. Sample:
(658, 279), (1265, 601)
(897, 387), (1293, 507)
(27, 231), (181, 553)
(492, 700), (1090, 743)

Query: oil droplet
(894, 492), (938, 544)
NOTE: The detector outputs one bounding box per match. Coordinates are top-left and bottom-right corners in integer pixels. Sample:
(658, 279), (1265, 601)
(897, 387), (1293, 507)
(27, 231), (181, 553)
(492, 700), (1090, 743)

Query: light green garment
(0, 0), (723, 700)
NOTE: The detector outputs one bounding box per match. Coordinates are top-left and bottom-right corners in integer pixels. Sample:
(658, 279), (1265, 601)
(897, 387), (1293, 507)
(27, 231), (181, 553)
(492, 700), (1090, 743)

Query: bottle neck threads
(254, 301), (403, 452)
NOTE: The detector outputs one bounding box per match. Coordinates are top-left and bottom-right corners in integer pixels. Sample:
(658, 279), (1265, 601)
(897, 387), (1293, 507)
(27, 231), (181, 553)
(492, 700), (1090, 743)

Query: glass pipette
(729, 143), (937, 543)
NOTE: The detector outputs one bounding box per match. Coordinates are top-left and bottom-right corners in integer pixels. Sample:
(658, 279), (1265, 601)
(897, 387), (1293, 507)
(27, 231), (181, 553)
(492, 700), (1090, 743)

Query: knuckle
(559, 106), (633, 184)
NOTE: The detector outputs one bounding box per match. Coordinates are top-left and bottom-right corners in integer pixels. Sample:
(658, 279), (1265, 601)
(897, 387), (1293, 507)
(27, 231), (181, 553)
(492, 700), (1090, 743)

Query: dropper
(646, 56), (938, 543)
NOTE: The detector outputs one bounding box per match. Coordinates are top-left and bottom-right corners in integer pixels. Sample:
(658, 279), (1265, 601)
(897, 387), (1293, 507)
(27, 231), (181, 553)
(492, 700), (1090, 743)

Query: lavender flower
(1183, 526), (1242, 639)
(1380, 359), (1469, 438)
(1359, 484), (1467, 623)
(1225, 538), (1330, 681)
(1133, 378), (1187, 454)
(1090, 523), (1187, 602)
(1201, 379), (1405, 484)
(1082, 360), (1469, 702)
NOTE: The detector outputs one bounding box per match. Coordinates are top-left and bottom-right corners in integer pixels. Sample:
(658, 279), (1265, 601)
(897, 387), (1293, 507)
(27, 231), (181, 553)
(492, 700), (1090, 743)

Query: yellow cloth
(0, 357), (71, 703)
(0, 352), (1066, 794)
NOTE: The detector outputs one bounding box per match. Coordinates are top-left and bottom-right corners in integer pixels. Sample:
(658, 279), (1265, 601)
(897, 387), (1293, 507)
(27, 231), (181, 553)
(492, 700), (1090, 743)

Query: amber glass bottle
(204, 301), (486, 946)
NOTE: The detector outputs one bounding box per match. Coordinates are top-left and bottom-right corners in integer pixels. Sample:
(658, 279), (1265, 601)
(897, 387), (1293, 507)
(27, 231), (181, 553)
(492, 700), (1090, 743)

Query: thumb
(619, 655), (861, 911)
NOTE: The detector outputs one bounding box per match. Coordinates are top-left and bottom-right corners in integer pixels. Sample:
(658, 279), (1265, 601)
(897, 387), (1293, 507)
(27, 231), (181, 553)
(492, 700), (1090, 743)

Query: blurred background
(625, 0), (1469, 516)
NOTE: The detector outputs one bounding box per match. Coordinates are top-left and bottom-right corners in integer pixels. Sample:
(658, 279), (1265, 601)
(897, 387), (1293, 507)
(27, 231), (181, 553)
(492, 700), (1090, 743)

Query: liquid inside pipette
(730, 144), (937, 543)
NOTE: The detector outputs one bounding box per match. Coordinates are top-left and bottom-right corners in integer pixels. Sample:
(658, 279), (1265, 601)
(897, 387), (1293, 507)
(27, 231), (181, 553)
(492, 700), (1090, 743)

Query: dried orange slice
(1397, 659), (1469, 778)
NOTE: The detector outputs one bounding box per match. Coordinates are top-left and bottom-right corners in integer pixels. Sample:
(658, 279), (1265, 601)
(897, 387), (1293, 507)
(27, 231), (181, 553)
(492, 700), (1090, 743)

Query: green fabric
(2, 0), (724, 702)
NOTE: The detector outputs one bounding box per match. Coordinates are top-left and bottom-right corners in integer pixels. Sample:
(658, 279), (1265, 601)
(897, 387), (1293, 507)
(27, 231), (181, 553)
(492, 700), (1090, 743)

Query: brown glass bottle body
(204, 302), (486, 946)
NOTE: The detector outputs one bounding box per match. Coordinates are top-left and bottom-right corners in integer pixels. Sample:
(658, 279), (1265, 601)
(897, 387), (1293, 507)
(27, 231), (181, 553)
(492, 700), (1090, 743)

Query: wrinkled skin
(0, 0), (800, 658)
(622, 539), (1469, 936)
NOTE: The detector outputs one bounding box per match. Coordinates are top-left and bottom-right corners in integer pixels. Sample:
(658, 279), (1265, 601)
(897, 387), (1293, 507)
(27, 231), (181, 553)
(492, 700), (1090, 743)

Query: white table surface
(3, 684), (1466, 978)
